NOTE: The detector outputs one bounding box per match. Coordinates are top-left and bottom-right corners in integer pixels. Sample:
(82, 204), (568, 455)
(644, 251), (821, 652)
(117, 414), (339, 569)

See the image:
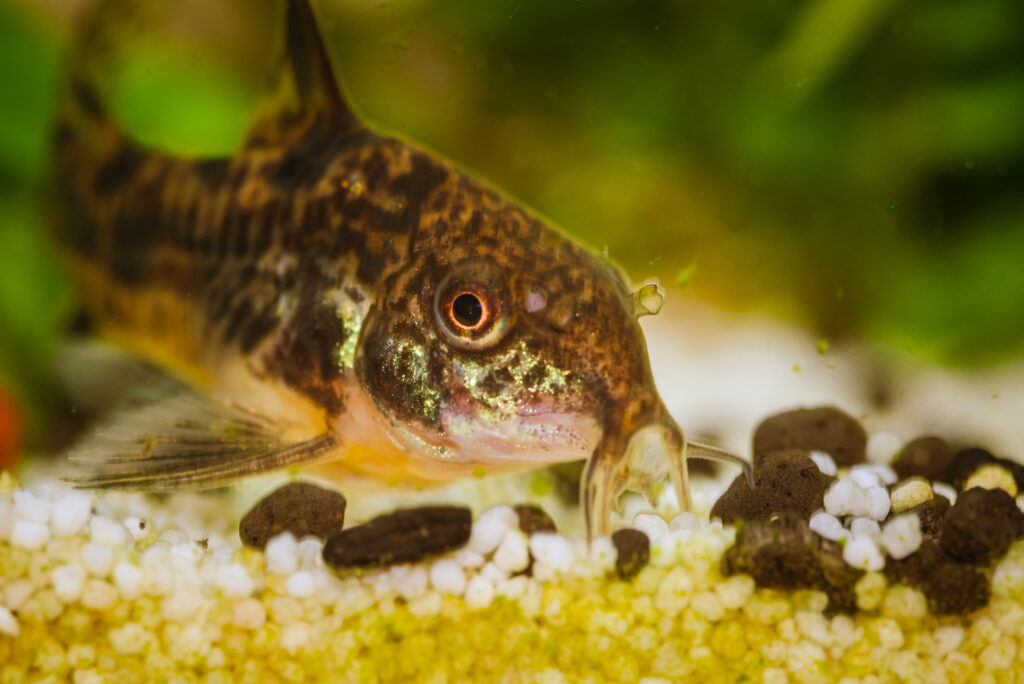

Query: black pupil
(452, 293), (484, 327)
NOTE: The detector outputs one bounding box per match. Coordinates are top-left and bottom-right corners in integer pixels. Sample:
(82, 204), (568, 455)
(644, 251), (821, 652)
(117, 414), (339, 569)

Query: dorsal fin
(246, 0), (361, 147)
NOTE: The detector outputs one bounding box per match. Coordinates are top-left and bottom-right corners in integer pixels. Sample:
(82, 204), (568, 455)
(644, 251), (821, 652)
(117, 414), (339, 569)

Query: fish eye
(433, 265), (510, 350)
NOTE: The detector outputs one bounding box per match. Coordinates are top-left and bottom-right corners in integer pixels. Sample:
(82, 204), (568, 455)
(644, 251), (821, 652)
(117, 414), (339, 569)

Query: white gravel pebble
(81, 579), (119, 611)
(13, 490), (51, 523)
(495, 576), (529, 601)
(280, 621), (311, 653)
(808, 511), (847, 542)
(3, 578), (34, 611)
(669, 512), (700, 531)
(265, 532), (299, 575)
(890, 478), (933, 513)
(469, 505), (518, 555)
(850, 517), (881, 539)
(50, 491), (92, 537)
(867, 431), (902, 465)
(881, 513), (922, 560)
(232, 597), (266, 630)
(479, 561), (507, 585)
(113, 561), (144, 600)
(216, 563), (256, 599)
(0, 498), (11, 539)
(632, 513), (669, 541)
(848, 466), (883, 489)
(429, 559), (467, 596)
(52, 564), (88, 603)
(588, 536), (617, 570)
(842, 536), (885, 571)
(89, 516), (128, 548)
(123, 516), (148, 541)
(81, 541), (114, 577)
(824, 478), (871, 518)
(390, 565), (428, 600)
(866, 485), (892, 521)
(10, 517), (50, 550)
(493, 529), (531, 574)
(0, 605), (20, 637)
(453, 547), (485, 569)
(286, 570), (316, 598)
(809, 451), (837, 477)
(529, 533), (574, 579)
(965, 464), (1018, 497)
(464, 575), (495, 608)
(933, 482), (957, 505)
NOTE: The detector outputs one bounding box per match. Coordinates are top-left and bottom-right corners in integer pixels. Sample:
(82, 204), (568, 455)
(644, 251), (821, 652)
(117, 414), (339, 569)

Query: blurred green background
(1, 0), (1023, 447)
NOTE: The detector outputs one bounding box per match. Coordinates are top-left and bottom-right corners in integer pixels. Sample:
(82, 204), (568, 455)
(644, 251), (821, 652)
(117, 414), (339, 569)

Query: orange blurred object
(0, 387), (24, 470)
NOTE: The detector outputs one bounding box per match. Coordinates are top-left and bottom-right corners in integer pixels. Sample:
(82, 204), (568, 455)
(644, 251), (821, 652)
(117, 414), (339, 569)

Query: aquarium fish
(53, 0), (750, 536)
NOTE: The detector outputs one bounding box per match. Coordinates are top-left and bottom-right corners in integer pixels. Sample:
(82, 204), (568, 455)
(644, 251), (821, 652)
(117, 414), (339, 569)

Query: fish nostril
(526, 286), (547, 313)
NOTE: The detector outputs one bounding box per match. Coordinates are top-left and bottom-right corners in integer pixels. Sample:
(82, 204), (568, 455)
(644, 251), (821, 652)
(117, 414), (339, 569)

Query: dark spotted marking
(94, 144), (146, 196)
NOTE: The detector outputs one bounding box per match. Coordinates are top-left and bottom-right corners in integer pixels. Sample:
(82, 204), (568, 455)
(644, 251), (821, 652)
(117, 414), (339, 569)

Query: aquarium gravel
(4, 470), (1024, 682)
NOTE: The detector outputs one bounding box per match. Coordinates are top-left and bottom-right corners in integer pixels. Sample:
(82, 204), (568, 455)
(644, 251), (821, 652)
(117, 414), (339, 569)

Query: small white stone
(464, 575), (495, 608)
(495, 576), (529, 600)
(113, 561), (144, 600)
(109, 622), (152, 655)
(264, 532), (299, 575)
(216, 563), (256, 599)
(81, 579), (119, 611)
(390, 564), (428, 600)
(809, 451), (837, 477)
(280, 621), (311, 653)
(867, 431), (902, 465)
(808, 511), (847, 542)
(493, 529), (530, 574)
(824, 478), (871, 518)
(932, 625), (964, 655)
(232, 597), (266, 630)
(669, 512), (700, 531)
(89, 516), (128, 548)
(429, 559), (467, 596)
(933, 482), (957, 505)
(81, 542), (114, 577)
(850, 517), (881, 539)
(848, 466), (883, 489)
(13, 490), (51, 523)
(0, 605), (20, 637)
(296, 538), (324, 568)
(453, 547), (485, 569)
(632, 513), (669, 541)
(52, 564), (88, 603)
(866, 486), (892, 521)
(881, 513), (922, 560)
(865, 464), (898, 485)
(3, 578), (35, 611)
(123, 516), (148, 541)
(480, 561), (507, 585)
(588, 536), (617, 571)
(469, 505), (518, 555)
(286, 570), (316, 598)
(10, 518), (49, 550)
(890, 477), (933, 513)
(529, 533), (574, 578)
(50, 491), (92, 537)
(0, 498), (11, 539)
(842, 536), (885, 571)
(407, 591), (443, 617)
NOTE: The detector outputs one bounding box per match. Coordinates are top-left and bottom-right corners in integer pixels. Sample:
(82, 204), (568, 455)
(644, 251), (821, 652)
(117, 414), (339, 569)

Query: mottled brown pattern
(52, 0), (697, 536)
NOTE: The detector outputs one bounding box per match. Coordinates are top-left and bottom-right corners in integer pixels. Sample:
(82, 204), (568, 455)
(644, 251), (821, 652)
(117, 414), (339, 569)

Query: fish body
(53, 0), (748, 535)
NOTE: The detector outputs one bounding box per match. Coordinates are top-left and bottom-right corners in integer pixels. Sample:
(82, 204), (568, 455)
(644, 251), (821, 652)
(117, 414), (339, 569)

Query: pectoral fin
(62, 369), (337, 490)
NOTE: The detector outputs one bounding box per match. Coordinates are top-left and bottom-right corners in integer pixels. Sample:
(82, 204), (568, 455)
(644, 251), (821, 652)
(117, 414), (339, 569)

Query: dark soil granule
(323, 505), (471, 569)
(612, 528), (650, 580)
(752, 406), (866, 467)
(946, 448), (1024, 492)
(894, 436), (955, 482)
(239, 481), (347, 549)
(940, 487), (1024, 563)
(711, 450), (833, 524)
(514, 504), (557, 534)
(905, 497), (950, 545)
(885, 541), (989, 616)
(722, 514), (861, 612)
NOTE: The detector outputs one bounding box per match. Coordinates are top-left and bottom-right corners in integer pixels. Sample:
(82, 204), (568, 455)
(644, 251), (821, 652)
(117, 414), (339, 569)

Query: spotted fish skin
(52, 0), (739, 536)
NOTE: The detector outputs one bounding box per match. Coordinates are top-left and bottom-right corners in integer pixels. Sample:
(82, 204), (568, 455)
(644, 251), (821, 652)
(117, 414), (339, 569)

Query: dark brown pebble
(946, 447), (1024, 492)
(710, 450), (833, 524)
(885, 541), (989, 615)
(322, 505), (471, 569)
(722, 514), (860, 613)
(612, 528), (650, 580)
(753, 406), (866, 467)
(514, 504), (557, 534)
(906, 496), (950, 545)
(940, 487), (1024, 563)
(894, 436), (955, 482)
(239, 482), (346, 550)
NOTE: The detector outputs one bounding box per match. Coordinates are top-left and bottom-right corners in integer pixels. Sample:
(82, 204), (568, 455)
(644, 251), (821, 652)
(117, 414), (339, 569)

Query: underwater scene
(2, 0), (1024, 681)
